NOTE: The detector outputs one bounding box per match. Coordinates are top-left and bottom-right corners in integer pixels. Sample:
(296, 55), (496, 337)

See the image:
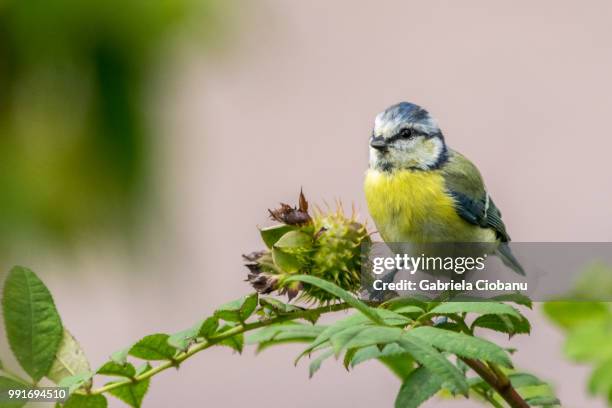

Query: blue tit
(364, 102), (524, 275)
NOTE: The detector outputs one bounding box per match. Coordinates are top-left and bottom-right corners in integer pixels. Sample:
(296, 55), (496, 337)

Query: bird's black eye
(399, 128), (413, 138)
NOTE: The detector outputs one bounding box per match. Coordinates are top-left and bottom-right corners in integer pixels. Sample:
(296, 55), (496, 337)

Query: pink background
(3, 1), (612, 406)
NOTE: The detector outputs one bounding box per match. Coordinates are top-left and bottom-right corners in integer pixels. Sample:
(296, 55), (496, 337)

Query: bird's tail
(496, 242), (525, 276)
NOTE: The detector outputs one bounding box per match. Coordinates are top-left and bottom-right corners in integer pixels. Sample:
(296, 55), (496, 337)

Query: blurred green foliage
(544, 263), (612, 406)
(0, 0), (224, 250)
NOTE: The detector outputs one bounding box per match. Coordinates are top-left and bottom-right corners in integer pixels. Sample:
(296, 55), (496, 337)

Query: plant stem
(461, 358), (529, 408)
(89, 302), (351, 395)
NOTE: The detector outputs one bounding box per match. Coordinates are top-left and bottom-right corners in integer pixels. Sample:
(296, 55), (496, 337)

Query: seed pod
(245, 191), (370, 303)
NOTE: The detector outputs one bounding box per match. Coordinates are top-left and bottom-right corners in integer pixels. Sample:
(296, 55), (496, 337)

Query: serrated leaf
(427, 302), (522, 320)
(168, 324), (199, 352)
(375, 309), (412, 326)
(129, 334), (176, 361)
(215, 293), (259, 323)
(246, 323), (323, 345)
(350, 343), (408, 368)
(381, 296), (429, 312)
(58, 371), (94, 394)
(0, 376), (30, 408)
(398, 336), (468, 395)
(1, 266), (64, 381)
(197, 316), (219, 339)
(309, 350), (334, 378)
(97, 361), (136, 378)
(297, 311), (392, 364)
(394, 367), (442, 408)
(472, 314), (531, 336)
(63, 394), (107, 408)
(342, 327), (403, 354)
(108, 378), (150, 408)
(250, 323), (324, 353)
(284, 275), (383, 324)
(407, 327), (512, 368)
(47, 329), (92, 388)
(260, 224), (296, 248)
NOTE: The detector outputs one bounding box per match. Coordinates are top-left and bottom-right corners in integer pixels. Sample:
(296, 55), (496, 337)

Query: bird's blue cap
(374, 102), (441, 137)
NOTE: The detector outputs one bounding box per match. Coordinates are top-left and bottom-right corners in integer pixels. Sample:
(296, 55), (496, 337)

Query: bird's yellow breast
(364, 169), (489, 243)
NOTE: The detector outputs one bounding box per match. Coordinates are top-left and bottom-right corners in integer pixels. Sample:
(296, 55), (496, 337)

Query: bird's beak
(370, 136), (387, 151)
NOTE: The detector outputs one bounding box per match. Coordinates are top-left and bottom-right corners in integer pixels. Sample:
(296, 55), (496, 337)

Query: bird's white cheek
(369, 148), (382, 168)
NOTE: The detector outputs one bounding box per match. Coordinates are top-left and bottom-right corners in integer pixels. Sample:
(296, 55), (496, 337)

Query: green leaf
(374, 309), (412, 326)
(381, 296), (428, 312)
(398, 336), (468, 395)
(588, 358), (612, 401)
(350, 343), (408, 368)
(260, 224), (296, 248)
(309, 350), (334, 378)
(407, 327), (512, 368)
(509, 373), (546, 389)
(297, 310), (402, 363)
(284, 275), (383, 324)
(168, 324), (200, 352)
(1, 266), (64, 381)
(250, 323), (324, 353)
(259, 297), (304, 315)
(216, 325), (244, 353)
(97, 361), (136, 378)
(108, 378), (150, 408)
(491, 293), (533, 309)
(394, 367), (442, 408)
(342, 327), (403, 354)
(63, 394), (108, 408)
(392, 305), (426, 316)
(524, 396), (561, 406)
(0, 376), (30, 408)
(246, 323), (324, 346)
(197, 316), (219, 339)
(274, 230), (312, 251)
(134, 362), (151, 377)
(564, 320), (612, 362)
(271, 248), (304, 272)
(58, 371), (94, 394)
(215, 293), (259, 323)
(543, 301), (609, 330)
(47, 329), (92, 387)
(129, 334), (177, 361)
(379, 352), (415, 380)
(471, 314), (531, 336)
(427, 302), (522, 320)
(329, 326), (370, 356)
(109, 349), (129, 366)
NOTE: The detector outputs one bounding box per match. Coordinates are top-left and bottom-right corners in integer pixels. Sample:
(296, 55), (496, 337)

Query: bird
(364, 101), (524, 276)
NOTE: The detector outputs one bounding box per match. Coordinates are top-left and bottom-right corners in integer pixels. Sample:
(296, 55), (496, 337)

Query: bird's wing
(441, 150), (510, 242)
